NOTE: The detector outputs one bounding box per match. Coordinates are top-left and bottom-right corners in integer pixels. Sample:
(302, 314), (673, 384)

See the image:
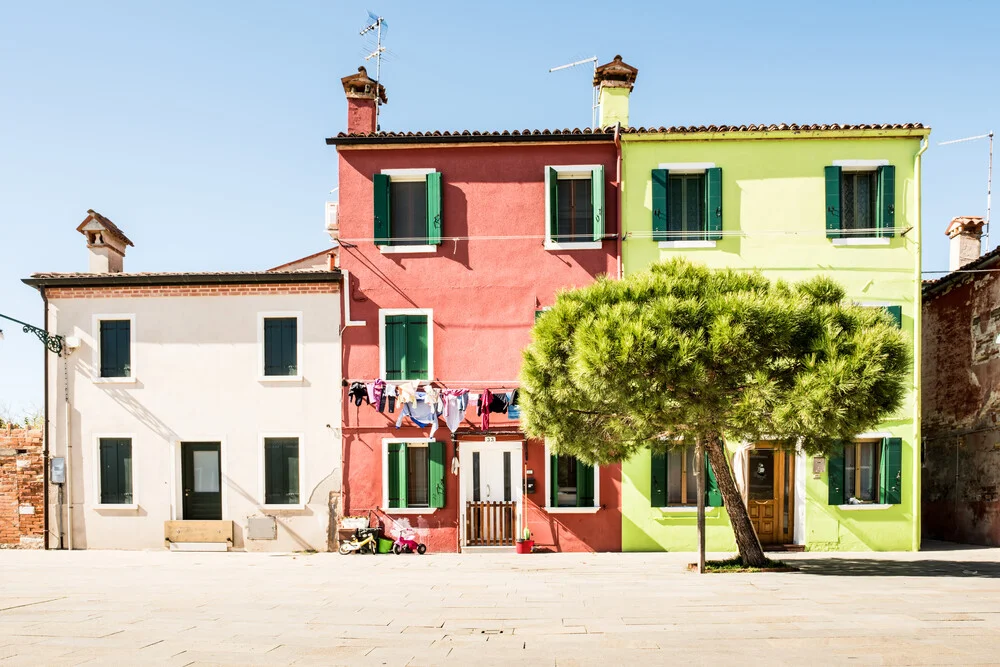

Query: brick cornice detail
(46, 283), (341, 299)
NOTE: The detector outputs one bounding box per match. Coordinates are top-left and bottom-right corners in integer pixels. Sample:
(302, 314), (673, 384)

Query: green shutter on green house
(549, 454), (558, 507)
(384, 316), (405, 380)
(825, 166), (842, 239)
(880, 437), (902, 505)
(652, 169), (669, 241)
(704, 452), (723, 507)
(426, 172), (443, 245)
(591, 165), (605, 242)
(546, 167), (559, 240)
(883, 305), (903, 329)
(373, 173), (391, 246)
(576, 461), (595, 508)
(405, 315), (428, 379)
(827, 444), (845, 505)
(388, 442), (406, 508)
(877, 165), (896, 238)
(429, 441), (446, 508)
(705, 167), (723, 241)
(650, 450), (668, 507)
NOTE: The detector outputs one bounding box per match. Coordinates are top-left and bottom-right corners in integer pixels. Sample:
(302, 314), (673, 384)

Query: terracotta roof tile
(76, 209), (135, 247)
(28, 270), (336, 280)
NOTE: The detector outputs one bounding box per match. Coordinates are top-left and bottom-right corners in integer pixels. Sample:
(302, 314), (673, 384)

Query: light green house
(605, 73), (928, 552)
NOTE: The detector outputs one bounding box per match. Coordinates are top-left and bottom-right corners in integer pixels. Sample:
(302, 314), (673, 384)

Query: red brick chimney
(341, 66), (387, 135)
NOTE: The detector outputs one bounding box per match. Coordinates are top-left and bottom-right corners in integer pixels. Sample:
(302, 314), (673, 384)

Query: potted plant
(515, 527), (534, 554)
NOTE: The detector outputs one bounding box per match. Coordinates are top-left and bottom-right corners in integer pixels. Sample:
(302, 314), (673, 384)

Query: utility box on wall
(247, 515), (277, 540)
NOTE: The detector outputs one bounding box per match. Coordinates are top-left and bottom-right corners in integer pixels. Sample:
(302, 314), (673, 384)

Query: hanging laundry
(441, 389), (469, 432)
(510, 389), (519, 406)
(395, 398), (439, 437)
(423, 385), (443, 413)
(489, 392), (509, 414)
(478, 389), (493, 431)
(397, 382), (418, 407)
(348, 382), (369, 407)
(372, 379), (386, 413)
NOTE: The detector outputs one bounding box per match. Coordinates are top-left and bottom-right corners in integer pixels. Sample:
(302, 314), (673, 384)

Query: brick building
(0, 428), (44, 549)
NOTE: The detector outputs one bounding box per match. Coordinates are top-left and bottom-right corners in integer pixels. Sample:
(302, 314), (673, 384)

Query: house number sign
(484, 436), (496, 443)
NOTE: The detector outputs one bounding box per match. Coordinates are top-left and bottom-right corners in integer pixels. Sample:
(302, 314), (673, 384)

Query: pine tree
(520, 258), (909, 568)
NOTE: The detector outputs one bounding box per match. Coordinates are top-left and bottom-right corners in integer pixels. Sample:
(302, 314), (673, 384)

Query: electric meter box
(50, 457), (66, 484)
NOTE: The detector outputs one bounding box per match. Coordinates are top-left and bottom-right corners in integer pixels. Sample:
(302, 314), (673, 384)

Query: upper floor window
(545, 165), (605, 249)
(263, 316), (298, 377)
(825, 163), (895, 241)
(373, 169), (442, 251)
(99, 319), (132, 378)
(380, 310), (432, 381)
(652, 166), (722, 244)
(827, 437), (902, 505)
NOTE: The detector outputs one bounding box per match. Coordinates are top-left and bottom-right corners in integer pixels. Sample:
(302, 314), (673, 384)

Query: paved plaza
(2, 544), (1000, 665)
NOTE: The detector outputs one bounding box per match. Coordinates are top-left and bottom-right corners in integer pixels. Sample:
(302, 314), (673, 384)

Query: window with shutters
(544, 442), (600, 511)
(380, 309), (432, 381)
(649, 446), (723, 508)
(259, 313), (301, 379)
(383, 440), (446, 511)
(95, 316), (134, 380)
(262, 436), (300, 506)
(97, 437), (133, 505)
(372, 169), (442, 252)
(827, 437), (902, 506)
(544, 165), (606, 250)
(652, 164), (723, 246)
(825, 162), (895, 242)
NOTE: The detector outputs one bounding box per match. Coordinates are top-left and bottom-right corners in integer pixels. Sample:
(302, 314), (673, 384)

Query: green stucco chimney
(594, 55), (638, 128)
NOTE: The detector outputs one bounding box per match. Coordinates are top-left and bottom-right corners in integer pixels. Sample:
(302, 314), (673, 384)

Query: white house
(24, 211), (344, 551)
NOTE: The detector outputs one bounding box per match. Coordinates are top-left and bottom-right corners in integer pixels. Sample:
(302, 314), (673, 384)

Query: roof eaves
(22, 270), (342, 290)
(922, 247), (1000, 300)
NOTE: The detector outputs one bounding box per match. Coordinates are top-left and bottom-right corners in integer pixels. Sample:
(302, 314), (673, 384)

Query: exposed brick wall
(46, 282), (339, 299)
(0, 428), (45, 549)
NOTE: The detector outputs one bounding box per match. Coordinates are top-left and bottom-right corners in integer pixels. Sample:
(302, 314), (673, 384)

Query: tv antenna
(360, 11), (388, 129)
(549, 56), (599, 130)
(939, 131), (994, 250)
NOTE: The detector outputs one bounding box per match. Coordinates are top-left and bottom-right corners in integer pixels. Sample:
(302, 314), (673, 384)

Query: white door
(461, 442), (522, 546)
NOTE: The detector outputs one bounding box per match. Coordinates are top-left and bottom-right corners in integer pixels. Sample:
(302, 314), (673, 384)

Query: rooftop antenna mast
(549, 56), (599, 130)
(360, 11), (388, 129)
(939, 131), (994, 251)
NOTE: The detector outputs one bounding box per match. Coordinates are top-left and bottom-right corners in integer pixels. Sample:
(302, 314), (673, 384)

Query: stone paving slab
(2, 546), (1000, 664)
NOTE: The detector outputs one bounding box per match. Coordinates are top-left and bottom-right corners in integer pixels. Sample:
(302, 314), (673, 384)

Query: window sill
(93, 377), (137, 385)
(544, 507), (600, 514)
(544, 241), (603, 251)
(657, 506), (722, 513)
(94, 504), (138, 510)
(837, 503), (892, 511)
(260, 504), (306, 511)
(658, 241), (717, 249)
(381, 507), (438, 514)
(258, 376), (304, 384)
(379, 245), (438, 254)
(831, 238), (891, 246)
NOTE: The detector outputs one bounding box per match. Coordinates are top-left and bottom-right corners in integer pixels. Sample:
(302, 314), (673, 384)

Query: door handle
(486, 484), (491, 497)
(184, 489), (191, 497)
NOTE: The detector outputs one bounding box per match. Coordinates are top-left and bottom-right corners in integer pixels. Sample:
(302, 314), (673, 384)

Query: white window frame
(378, 308), (434, 382)
(831, 159), (892, 246)
(258, 311), (304, 383)
(91, 314), (137, 384)
(543, 441), (600, 513)
(381, 437), (438, 514)
(379, 168), (439, 254)
(544, 164), (604, 251)
(655, 162), (718, 249)
(258, 433), (306, 510)
(92, 433), (138, 510)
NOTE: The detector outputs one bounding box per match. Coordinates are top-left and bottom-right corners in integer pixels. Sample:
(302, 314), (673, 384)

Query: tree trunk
(696, 438), (706, 574)
(705, 435), (768, 568)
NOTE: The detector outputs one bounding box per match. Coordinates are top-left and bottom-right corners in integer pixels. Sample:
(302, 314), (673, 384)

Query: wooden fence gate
(465, 501), (516, 546)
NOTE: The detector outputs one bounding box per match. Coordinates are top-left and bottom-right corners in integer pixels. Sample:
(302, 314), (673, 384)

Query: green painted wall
(619, 129), (928, 552)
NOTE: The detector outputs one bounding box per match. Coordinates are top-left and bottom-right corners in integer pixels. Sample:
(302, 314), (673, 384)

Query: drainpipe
(41, 287), (50, 550)
(614, 122), (623, 280)
(64, 343), (73, 550)
(912, 136), (928, 551)
(338, 268), (366, 523)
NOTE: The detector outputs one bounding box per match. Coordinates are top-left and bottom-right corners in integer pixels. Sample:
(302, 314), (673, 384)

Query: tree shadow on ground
(792, 559), (1000, 578)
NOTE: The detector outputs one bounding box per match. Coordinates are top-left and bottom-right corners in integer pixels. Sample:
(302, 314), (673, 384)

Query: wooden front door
(746, 446), (794, 546)
(181, 442), (222, 520)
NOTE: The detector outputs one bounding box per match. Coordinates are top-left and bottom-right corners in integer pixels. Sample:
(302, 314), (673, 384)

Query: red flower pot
(515, 539), (534, 554)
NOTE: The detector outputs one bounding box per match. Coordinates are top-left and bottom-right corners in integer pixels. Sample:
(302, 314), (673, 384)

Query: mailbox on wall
(525, 477), (536, 495)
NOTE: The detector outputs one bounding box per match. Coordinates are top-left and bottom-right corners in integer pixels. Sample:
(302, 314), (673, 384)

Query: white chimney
(75, 209), (134, 274)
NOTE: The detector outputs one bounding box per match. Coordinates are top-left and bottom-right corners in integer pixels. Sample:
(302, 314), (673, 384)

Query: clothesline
(344, 379), (520, 385)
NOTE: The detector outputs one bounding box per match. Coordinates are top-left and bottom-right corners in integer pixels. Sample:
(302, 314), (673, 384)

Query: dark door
(182, 442), (222, 520)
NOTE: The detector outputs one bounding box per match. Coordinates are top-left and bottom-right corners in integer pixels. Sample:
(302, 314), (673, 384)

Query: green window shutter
(880, 437), (903, 505)
(100, 438), (131, 504)
(546, 167), (559, 240)
(650, 451), (668, 506)
(384, 315), (406, 380)
(825, 166), (842, 239)
(264, 318), (296, 376)
(429, 441), (446, 508)
(827, 444), (845, 505)
(652, 169), (669, 241)
(591, 165), (605, 242)
(373, 173), (391, 246)
(704, 452), (723, 507)
(549, 454), (558, 507)
(877, 165), (896, 238)
(100, 320), (130, 378)
(883, 305), (902, 329)
(426, 172), (443, 245)
(265, 439), (299, 504)
(282, 318), (297, 375)
(404, 315), (428, 380)
(705, 167), (723, 241)
(576, 460), (595, 508)
(387, 443), (406, 508)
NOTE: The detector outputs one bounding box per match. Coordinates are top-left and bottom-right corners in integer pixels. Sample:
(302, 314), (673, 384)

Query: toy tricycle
(392, 527), (427, 555)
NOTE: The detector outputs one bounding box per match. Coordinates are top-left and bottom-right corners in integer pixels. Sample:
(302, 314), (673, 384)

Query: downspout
(41, 287), (50, 550)
(614, 122), (623, 279)
(64, 336), (73, 551)
(912, 136), (928, 551)
(338, 268), (366, 526)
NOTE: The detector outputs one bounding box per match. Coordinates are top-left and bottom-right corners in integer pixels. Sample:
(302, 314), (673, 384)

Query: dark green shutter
(100, 320), (130, 378)
(429, 441), (446, 508)
(100, 438), (131, 504)
(426, 172), (442, 245)
(373, 173), (391, 246)
(650, 451), (667, 506)
(704, 452), (723, 507)
(388, 442), (406, 508)
(549, 454), (558, 507)
(877, 165), (896, 238)
(282, 318), (297, 375)
(265, 439), (299, 504)
(405, 315), (428, 380)
(827, 444), (845, 505)
(652, 169), (669, 241)
(576, 461), (595, 508)
(825, 166), (842, 239)
(264, 318), (296, 376)
(880, 437), (902, 505)
(705, 167), (723, 241)
(883, 305), (902, 329)
(547, 167), (559, 240)
(591, 165), (605, 242)
(384, 316), (406, 380)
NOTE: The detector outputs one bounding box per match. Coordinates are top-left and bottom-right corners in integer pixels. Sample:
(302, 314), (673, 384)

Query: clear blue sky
(0, 0), (995, 416)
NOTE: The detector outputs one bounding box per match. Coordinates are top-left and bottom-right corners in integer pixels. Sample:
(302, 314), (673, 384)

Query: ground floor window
(386, 441), (446, 509)
(828, 437), (902, 505)
(650, 446), (723, 507)
(98, 437), (132, 504)
(263, 437), (300, 505)
(546, 446), (598, 509)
